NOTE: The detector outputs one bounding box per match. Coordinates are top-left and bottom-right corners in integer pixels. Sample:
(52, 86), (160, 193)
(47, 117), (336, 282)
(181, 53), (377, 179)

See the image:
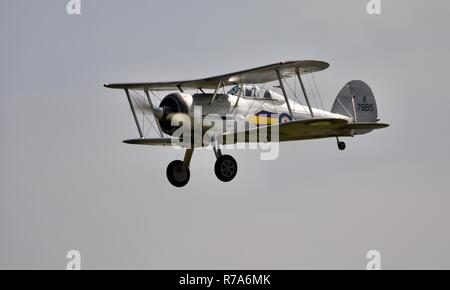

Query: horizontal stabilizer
(346, 122), (389, 130)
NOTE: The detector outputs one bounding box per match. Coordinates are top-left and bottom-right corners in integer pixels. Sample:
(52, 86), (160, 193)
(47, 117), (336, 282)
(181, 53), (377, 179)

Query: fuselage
(157, 84), (355, 141)
(189, 91), (352, 127)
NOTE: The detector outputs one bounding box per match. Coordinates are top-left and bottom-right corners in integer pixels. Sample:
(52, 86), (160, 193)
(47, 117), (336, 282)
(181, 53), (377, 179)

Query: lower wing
(123, 137), (176, 146)
(122, 120), (389, 146)
(221, 118), (350, 144)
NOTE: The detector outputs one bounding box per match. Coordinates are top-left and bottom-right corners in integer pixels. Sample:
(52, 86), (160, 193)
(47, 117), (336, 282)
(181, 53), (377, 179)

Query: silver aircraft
(104, 60), (389, 187)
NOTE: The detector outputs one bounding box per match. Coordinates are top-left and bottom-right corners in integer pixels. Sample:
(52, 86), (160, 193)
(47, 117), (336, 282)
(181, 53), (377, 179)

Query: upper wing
(104, 60), (329, 91)
(221, 118), (349, 144)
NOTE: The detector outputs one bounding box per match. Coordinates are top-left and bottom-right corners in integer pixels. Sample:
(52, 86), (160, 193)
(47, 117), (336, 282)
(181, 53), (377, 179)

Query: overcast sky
(1, 0), (450, 269)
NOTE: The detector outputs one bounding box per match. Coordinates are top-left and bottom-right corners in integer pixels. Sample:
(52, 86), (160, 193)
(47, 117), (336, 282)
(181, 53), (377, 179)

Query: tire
(279, 113), (292, 124)
(214, 155), (238, 182)
(338, 141), (346, 151)
(166, 160), (190, 187)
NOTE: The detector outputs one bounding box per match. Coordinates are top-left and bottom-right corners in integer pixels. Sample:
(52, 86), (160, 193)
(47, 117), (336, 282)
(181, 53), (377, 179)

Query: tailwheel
(337, 141), (346, 151)
(214, 155), (238, 182)
(166, 160), (190, 187)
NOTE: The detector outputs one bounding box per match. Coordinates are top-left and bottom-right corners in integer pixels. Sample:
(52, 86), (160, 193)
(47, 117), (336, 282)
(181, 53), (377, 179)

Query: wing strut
(209, 80), (222, 105)
(296, 69), (314, 118)
(276, 69), (295, 120)
(124, 89), (144, 138)
(231, 83), (243, 113)
(144, 89), (164, 137)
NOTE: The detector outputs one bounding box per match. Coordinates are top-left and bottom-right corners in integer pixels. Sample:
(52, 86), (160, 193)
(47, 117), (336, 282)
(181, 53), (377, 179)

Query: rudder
(331, 80), (378, 123)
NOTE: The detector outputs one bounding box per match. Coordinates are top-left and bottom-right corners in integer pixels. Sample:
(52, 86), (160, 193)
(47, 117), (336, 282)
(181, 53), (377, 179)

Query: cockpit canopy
(227, 84), (278, 100)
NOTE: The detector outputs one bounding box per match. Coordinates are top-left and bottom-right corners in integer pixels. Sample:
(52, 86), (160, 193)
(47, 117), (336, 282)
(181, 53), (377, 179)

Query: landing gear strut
(213, 146), (238, 182)
(336, 137), (346, 151)
(166, 148), (193, 187)
(165, 144), (239, 186)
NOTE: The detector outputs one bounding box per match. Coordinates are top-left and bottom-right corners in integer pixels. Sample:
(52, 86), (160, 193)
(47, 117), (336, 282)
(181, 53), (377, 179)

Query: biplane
(104, 60), (388, 187)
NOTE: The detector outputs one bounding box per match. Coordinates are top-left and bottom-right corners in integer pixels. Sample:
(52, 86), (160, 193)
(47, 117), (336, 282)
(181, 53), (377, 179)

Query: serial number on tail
(357, 103), (374, 111)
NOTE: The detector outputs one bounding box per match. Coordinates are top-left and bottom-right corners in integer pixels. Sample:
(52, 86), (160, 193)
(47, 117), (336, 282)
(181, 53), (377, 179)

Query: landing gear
(212, 144), (238, 182)
(165, 143), (239, 187)
(214, 155), (238, 182)
(279, 113), (292, 124)
(166, 148), (193, 187)
(336, 137), (346, 151)
(166, 160), (190, 187)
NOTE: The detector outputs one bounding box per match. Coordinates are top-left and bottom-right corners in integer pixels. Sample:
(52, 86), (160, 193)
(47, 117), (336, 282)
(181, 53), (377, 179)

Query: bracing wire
(151, 90), (162, 103)
(285, 78), (310, 117)
(130, 90), (159, 137)
(311, 73), (325, 112)
(305, 73), (320, 116)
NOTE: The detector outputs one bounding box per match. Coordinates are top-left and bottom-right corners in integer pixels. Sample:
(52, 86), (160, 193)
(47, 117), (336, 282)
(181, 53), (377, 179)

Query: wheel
(214, 155), (238, 182)
(166, 160), (190, 187)
(279, 113), (292, 124)
(338, 141), (346, 151)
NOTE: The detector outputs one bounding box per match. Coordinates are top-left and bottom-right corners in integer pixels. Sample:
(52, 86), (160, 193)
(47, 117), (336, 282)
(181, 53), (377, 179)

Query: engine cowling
(158, 92), (192, 134)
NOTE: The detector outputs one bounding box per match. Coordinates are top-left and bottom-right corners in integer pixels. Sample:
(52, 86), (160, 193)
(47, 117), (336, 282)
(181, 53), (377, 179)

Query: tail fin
(331, 80), (378, 123)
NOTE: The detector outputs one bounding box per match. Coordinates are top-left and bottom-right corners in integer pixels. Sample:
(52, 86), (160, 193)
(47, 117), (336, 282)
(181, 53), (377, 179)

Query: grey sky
(1, 0), (450, 269)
